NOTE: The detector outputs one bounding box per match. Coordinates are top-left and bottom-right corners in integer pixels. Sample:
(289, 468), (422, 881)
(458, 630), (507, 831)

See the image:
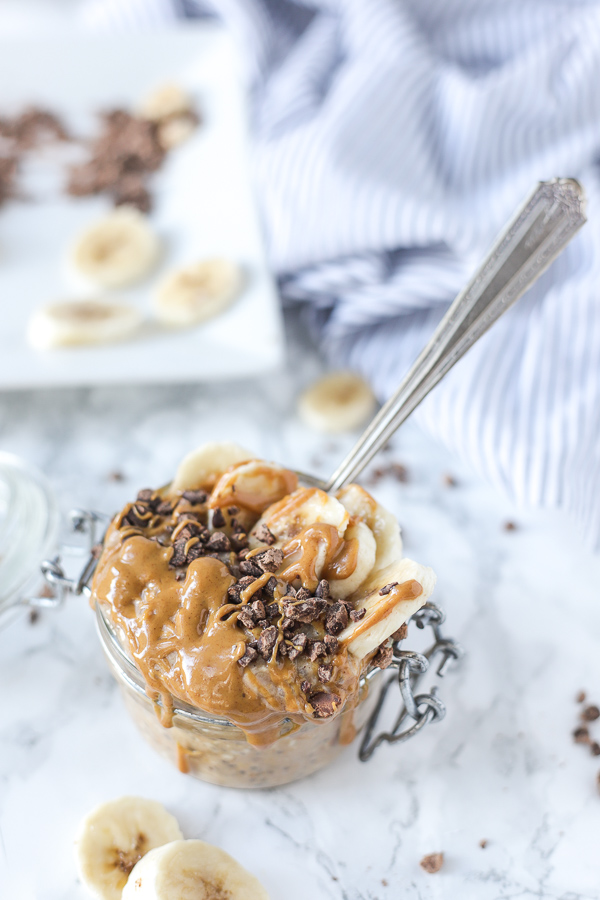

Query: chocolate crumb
(349, 607), (366, 622)
(442, 473), (457, 487)
(263, 576), (278, 597)
(253, 523), (276, 545)
(296, 587), (311, 602)
(325, 602), (349, 635)
(372, 642), (393, 669)
(576, 690), (587, 704)
(282, 597), (326, 624)
(581, 705), (600, 722)
(301, 680), (311, 693)
(91, 543), (103, 559)
(169, 541), (187, 568)
(419, 853), (444, 874)
(238, 645), (258, 667)
(315, 579), (330, 599)
(590, 742), (600, 757)
(182, 489), (207, 505)
(573, 726), (590, 744)
(253, 547), (284, 573)
(318, 664), (333, 683)
(503, 521), (518, 532)
(212, 508), (226, 528)
(257, 625), (278, 659)
(324, 634), (339, 654)
(379, 582), (398, 596)
(156, 500), (173, 516)
(237, 607), (257, 629)
(308, 640), (327, 661)
(28, 609), (40, 625)
(207, 531), (231, 553)
(310, 691), (341, 719)
(479, 839), (488, 849)
(108, 470), (125, 482)
(239, 559), (262, 577)
(391, 624), (408, 642)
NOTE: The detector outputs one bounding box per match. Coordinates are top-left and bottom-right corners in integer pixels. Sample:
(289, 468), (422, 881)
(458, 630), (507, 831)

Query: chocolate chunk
(310, 691), (341, 719)
(419, 853), (444, 874)
(177, 522), (200, 542)
(296, 587), (311, 602)
(573, 726), (590, 744)
(182, 489), (207, 505)
(250, 599), (266, 621)
(238, 548), (250, 560)
(239, 559), (263, 577)
(125, 503), (151, 527)
(391, 624), (408, 642)
(591, 742), (600, 757)
(282, 598), (327, 624)
(324, 634), (339, 654)
(257, 625), (278, 659)
(263, 576), (278, 598)
(107, 470), (125, 482)
(443, 473), (457, 487)
(112, 171), (151, 213)
(503, 521), (518, 532)
(315, 579), (330, 599)
(238, 607), (257, 629)
(228, 576), (257, 603)
(479, 839), (488, 849)
(371, 642), (393, 669)
(207, 531), (231, 553)
(576, 690), (587, 704)
(227, 506), (239, 515)
(325, 602), (349, 635)
(349, 608), (366, 622)
(212, 508), (226, 528)
(286, 584), (297, 597)
(186, 542), (204, 563)
(136, 488), (155, 502)
(582, 705), (600, 722)
(169, 540), (187, 568)
(156, 500), (173, 516)
(238, 645), (258, 667)
(308, 641), (327, 661)
(230, 531), (248, 551)
(282, 617), (295, 635)
(253, 523), (276, 545)
(318, 664), (333, 683)
(253, 547), (284, 574)
(266, 603), (280, 619)
(379, 582), (398, 596)
(301, 680), (311, 693)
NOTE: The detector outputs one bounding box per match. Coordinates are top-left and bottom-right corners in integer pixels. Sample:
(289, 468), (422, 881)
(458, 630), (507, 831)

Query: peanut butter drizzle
(343, 579), (423, 642)
(92, 521), (366, 747)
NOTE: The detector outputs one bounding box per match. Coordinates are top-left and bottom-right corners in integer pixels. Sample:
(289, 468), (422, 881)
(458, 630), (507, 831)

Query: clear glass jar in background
(96, 601), (383, 789)
(0, 452), (60, 629)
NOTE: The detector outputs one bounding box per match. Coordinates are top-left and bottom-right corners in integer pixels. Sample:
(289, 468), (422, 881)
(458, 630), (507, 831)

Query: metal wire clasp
(36, 509), (108, 609)
(359, 602), (464, 761)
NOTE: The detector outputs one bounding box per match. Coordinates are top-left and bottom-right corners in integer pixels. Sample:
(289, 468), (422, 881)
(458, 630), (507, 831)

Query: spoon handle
(325, 178), (586, 493)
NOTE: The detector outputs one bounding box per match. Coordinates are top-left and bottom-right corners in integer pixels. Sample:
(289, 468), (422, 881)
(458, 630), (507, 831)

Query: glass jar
(95, 601), (384, 789)
(0, 452), (59, 629)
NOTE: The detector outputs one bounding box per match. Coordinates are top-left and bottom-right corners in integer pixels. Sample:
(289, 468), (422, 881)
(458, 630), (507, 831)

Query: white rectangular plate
(0, 27), (284, 389)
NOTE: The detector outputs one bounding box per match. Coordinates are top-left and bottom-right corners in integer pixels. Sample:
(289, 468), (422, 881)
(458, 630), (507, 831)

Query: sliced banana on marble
(139, 83), (192, 122)
(297, 371), (377, 434)
(122, 839), (269, 900)
(336, 483), (403, 570)
(340, 557), (436, 659)
(75, 796), (183, 900)
(249, 487), (350, 548)
(27, 299), (143, 349)
(69, 207), (161, 289)
(172, 441), (253, 493)
(154, 259), (242, 327)
(210, 459), (298, 514)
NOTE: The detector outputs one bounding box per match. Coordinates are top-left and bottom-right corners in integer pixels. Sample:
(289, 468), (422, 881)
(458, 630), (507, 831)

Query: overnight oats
(91, 442), (436, 787)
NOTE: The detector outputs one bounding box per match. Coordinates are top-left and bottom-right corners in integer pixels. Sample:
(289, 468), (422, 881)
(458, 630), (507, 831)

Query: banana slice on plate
(210, 460), (298, 514)
(154, 259), (242, 328)
(172, 442), (253, 493)
(249, 487), (350, 548)
(75, 796), (183, 900)
(340, 558), (436, 659)
(122, 839), (269, 899)
(336, 483), (403, 570)
(139, 83), (192, 122)
(298, 371), (377, 434)
(27, 299), (143, 350)
(69, 207), (161, 289)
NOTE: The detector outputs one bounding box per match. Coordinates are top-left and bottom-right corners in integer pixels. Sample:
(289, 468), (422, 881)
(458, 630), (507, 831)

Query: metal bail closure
(358, 602), (464, 761)
(38, 509), (109, 607)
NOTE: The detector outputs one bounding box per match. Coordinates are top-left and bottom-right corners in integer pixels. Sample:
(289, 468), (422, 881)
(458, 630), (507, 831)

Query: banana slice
(340, 558), (436, 659)
(327, 518), (376, 599)
(122, 839), (269, 899)
(297, 371), (377, 434)
(75, 796), (183, 900)
(336, 484), (402, 570)
(157, 116), (197, 150)
(27, 299), (143, 350)
(69, 207), (161, 289)
(172, 442), (253, 493)
(249, 487), (350, 548)
(139, 84), (192, 122)
(154, 259), (242, 328)
(210, 460), (298, 514)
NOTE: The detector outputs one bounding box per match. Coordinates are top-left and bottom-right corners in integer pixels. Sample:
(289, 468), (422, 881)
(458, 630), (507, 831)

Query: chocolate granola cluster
(116, 487), (393, 719)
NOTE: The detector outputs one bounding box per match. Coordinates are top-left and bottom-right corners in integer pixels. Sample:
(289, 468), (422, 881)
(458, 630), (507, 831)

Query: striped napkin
(82, 0), (600, 549)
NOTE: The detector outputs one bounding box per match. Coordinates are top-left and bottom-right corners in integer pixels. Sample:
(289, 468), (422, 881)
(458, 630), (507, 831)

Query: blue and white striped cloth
(82, 0), (600, 549)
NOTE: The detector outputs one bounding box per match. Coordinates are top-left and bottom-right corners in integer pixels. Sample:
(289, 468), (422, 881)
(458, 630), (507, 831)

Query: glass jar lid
(0, 452), (59, 626)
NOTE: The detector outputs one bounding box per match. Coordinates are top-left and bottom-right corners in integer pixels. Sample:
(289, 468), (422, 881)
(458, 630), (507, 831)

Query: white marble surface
(1, 313), (600, 900)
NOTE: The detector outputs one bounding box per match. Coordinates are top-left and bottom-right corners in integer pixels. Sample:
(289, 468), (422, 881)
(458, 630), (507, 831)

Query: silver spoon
(301, 179), (586, 492)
